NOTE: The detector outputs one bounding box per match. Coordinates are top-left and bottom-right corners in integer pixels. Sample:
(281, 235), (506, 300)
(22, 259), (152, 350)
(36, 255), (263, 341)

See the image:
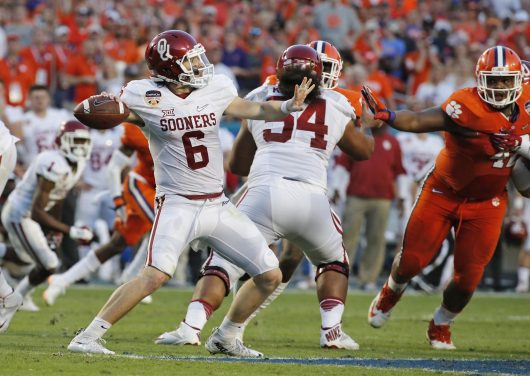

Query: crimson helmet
(55, 120), (92, 162)
(276, 44), (323, 81)
(145, 30), (214, 88)
(308, 40), (343, 89)
(475, 46), (523, 108)
(523, 60), (530, 85)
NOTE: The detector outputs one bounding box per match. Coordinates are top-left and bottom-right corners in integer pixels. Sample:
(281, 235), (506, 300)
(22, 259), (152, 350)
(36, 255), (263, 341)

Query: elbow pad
(107, 149), (132, 197)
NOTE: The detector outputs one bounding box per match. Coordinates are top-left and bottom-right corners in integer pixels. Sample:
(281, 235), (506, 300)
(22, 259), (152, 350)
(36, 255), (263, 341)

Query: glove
(46, 232), (64, 251)
(69, 226), (94, 245)
(490, 131), (522, 152)
(360, 85), (396, 124)
(113, 195), (126, 222)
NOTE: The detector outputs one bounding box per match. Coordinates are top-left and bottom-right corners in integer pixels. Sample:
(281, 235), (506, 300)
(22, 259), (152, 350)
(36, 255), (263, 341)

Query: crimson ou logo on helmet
(157, 39), (172, 61)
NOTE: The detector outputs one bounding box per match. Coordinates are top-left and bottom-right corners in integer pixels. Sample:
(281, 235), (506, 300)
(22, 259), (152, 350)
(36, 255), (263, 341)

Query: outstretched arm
(228, 120), (257, 176)
(225, 77), (315, 121)
(361, 85), (452, 133)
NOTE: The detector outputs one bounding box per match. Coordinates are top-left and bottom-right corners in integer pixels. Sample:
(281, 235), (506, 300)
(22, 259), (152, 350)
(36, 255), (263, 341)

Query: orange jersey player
(362, 45), (530, 350)
(44, 122), (156, 306)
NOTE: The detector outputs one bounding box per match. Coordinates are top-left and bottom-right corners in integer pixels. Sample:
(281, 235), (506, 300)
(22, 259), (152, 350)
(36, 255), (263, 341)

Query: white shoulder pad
(245, 85), (269, 102)
(120, 79), (156, 110)
(323, 90), (356, 119)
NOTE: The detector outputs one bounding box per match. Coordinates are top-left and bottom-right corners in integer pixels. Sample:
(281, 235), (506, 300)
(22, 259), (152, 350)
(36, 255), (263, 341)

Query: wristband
(280, 99), (292, 114)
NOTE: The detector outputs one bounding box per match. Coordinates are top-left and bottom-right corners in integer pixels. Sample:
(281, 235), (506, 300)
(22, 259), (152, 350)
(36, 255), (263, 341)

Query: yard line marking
(118, 354), (530, 375)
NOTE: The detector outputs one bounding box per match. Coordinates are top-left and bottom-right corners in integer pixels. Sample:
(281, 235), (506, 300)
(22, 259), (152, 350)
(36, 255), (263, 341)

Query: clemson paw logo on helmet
(445, 101), (462, 119)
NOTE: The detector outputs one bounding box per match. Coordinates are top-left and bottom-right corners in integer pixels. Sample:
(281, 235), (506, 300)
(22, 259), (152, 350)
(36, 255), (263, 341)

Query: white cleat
(0, 290), (23, 333)
(155, 322), (201, 345)
(140, 295), (153, 305)
(68, 331), (115, 355)
(205, 328), (263, 358)
(515, 284), (529, 293)
(368, 283), (402, 328)
(43, 275), (67, 306)
(320, 324), (360, 350)
(19, 293), (40, 312)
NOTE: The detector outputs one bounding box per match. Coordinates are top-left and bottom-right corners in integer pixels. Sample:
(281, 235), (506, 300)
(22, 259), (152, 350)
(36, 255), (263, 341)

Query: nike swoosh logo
(93, 99), (114, 107)
(0, 320), (7, 329)
(431, 188), (443, 194)
(196, 104), (208, 112)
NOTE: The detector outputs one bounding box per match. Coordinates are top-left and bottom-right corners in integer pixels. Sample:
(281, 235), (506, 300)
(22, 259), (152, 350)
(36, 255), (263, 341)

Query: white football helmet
(55, 120), (92, 162)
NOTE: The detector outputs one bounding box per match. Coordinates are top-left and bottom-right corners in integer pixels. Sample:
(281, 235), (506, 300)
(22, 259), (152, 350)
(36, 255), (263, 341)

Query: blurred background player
(43, 123), (155, 306)
(362, 45), (530, 349)
(74, 126), (123, 283)
(0, 119), (21, 333)
(0, 121), (93, 318)
(156, 44), (374, 350)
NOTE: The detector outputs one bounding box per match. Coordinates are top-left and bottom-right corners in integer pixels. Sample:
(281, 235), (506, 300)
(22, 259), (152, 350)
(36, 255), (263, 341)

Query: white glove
(69, 226), (94, 244)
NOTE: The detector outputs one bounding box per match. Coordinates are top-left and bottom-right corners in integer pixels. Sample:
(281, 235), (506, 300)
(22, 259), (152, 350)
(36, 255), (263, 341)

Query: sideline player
(0, 120), (22, 333)
(1, 121), (93, 328)
(43, 123), (155, 305)
(361, 45), (530, 349)
(67, 29), (315, 357)
(155, 44), (374, 350)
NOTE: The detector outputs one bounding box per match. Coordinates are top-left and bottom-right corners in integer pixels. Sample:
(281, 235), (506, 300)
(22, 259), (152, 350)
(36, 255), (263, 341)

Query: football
(73, 95), (130, 130)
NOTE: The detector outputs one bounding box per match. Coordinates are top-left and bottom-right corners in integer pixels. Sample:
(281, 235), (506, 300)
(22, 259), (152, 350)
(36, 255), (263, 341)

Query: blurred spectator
(0, 80), (25, 134)
(489, 0), (523, 21)
(62, 5), (94, 47)
(415, 64), (453, 107)
(221, 30), (250, 90)
(364, 52), (397, 109)
(334, 126), (406, 290)
(507, 10), (530, 57)
(313, 0), (362, 52)
(208, 43), (239, 90)
(19, 26), (55, 87)
(4, 4), (33, 47)
(0, 35), (35, 107)
(404, 33), (440, 96)
(64, 38), (99, 104)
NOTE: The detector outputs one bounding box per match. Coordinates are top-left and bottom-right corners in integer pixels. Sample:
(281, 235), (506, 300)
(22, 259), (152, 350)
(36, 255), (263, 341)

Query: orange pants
(114, 172), (155, 245)
(399, 178), (507, 294)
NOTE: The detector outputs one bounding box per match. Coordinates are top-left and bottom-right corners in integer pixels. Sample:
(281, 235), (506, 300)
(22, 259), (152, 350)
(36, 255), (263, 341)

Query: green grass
(1, 287), (529, 375)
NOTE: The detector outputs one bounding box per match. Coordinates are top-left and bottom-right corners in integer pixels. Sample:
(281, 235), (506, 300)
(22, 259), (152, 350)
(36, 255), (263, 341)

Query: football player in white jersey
(0, 121), (93, 326)
(67, 30), (315, 357)
(155, 44), (375, 350)
(75, 127), (123, 280)
(18, 85), (71, 169)
(0, 120), (23, 333)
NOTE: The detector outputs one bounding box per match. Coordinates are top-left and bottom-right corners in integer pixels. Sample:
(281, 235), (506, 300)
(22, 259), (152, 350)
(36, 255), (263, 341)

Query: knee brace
(200, 266), (230, 296)
(315, 261), (350, 281)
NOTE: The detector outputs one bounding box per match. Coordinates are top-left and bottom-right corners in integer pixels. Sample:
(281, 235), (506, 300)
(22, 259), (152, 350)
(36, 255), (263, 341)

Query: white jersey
(20, 108), (71, 164)
(245, 84), (354, 191)
(83, 127), (123, 190)
(0, 120), (19, 154)
(397, 132), (444, 182)
(6, 150), (85, 219)
(120, 75), (238, 196)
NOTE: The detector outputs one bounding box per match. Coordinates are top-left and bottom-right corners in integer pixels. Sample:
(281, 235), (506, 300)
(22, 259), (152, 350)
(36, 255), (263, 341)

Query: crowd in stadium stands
(1, 0), (530, 293)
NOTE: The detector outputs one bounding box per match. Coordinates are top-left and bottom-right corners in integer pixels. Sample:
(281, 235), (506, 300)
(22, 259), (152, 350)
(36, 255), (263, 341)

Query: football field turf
(1, 287), (529, 375)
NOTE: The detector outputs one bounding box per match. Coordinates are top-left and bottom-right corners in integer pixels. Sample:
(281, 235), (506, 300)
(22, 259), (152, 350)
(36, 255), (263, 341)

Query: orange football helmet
(308, 40), (343, 89)
(475, 46), (523, 108)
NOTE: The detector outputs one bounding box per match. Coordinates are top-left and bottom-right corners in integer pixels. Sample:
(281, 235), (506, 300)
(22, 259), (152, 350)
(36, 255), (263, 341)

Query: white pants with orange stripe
(146, 193), (278, 277)
(207, 178), (348, 288)
(1, 201), (59, 270)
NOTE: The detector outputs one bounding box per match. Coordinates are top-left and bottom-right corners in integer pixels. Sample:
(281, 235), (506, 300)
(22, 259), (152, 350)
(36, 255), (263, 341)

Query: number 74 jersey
(246, 84), (355, 190)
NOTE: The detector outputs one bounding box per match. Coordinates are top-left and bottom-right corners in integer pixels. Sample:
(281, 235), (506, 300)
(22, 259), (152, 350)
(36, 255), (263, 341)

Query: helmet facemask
(477, 70), (523, 109)
(176, 44), (214, 88)
(59, 130), (92, 163)
(320, 54), (342, 89)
